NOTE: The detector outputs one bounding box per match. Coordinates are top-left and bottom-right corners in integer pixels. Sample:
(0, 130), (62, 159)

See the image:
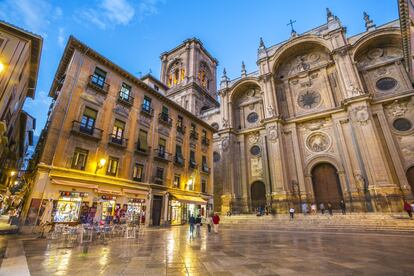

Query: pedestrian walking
(311, 203), (317, 215)
(206, 215), (212, 233)
(339, 200), (346, 215)
(319, 203), (325, 215)
(195, 214), (202, 236)
(189, 214), (195, 235)
(403, 201), (412, 219)
(212, 213), (220, 233)
(302, 202), (308, 215)
(289, 207), (295, 219)
(327, 202), (333, 216)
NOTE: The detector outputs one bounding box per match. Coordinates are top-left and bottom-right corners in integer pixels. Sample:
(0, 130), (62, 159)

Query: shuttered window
(138, 130), (148, 151)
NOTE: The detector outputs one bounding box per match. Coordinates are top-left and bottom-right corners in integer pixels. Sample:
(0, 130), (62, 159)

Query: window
(202, 155), (209, 172)
(120, 83), (131, 100)
(376, 77), (397, 91)
(112, 120), (125, 142)
(80, 107), (97, 134)
(91, 67), (107, 88)
(106, 157), (119, 176)
(393, 118), (412, 132)
(173, 174), (181, 188)
(201, 179), (206, 193)
(158, 138), (166, 158)
(213, 152), (221, 162)
(247, 112), (259, 123)
(143, 96), (152, 112)
(71, 148), (88, 170)
(137, 130), (148, 152)
(202, 129), (207, 139)
(175, 144), (183, 164)
(156, 167), (164, 180)
(250, 145), (261, 156)
(191, 123), (196, 133)
(153, 84), (159, 91)
(177, 115), (183, 130)
(189, 150), (196, 168)
(133, 163), (144, 181)
(161, 106), (169, 121)
(190, 123), (197, 139)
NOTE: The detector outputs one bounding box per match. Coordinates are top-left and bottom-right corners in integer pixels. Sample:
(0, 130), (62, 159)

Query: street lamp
(95, 158), (106, 174)
(10, 170), (16, 177)
(0, 62), (4, 73)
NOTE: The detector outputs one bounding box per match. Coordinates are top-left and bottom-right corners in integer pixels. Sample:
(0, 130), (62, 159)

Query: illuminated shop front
(126, 198), (146, 224)
(100, 195), (116, 222)
(168, 194), (207, 225)
(53, 191), (88, 223)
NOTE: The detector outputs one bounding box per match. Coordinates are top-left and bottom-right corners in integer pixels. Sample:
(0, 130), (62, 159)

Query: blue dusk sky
(0, 0), (398, 135)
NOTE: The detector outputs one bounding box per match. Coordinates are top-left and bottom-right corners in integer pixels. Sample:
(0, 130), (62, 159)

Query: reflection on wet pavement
(13, 226), (414, 275)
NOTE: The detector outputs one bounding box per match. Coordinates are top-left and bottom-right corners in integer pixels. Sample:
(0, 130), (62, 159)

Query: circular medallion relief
(376, 77), (397, 91)
(306, 132), (330, 153)
(250, 145), (261, 156)
(393, 118), (412, 132)
(213, 151), (221, 162)
(297, 90), (321, 109)
(247, 112), (259, 123)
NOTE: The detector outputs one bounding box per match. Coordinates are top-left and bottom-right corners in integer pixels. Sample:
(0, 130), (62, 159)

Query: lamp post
(95, 158), (106, 174)
(0, 62), (5, 74)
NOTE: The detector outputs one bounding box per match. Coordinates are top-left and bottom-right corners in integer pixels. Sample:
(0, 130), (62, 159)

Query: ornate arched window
(167, 60), (185, 88)
(198, 62), (211, 90)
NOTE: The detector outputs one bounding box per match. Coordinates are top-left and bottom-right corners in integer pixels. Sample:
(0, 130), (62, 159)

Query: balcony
(135, 142), (150, 156)
(189, 160), (198, 170)
(71, 121), (103, 141)
(190, 131), (199, 140)
(117, 91), (134, 107)
(108, 134), (128, 148)
(158, 113), (173, 127)
(140, 104), (154, 117)
(201, 164), (210, 174)
(201, 137), (210, 146)
(154, 149), (172, 162)
(87, 75), (110, 95)
(174, 155), (185, 167)
(176, 125), (186, 135)
(133, 175), (145, 182)
(152, 176), (164, 185)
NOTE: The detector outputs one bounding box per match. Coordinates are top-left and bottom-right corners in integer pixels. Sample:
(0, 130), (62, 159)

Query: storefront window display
(126, 198), (145, 225)
(101, 195), (116, 223)
(54, 192), (88, 223)
(170, 200), (182, 225)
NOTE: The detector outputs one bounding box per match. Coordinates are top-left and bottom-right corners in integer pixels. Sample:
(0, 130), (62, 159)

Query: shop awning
(171, 194), (207, 205)
(51, 179), (98, 189)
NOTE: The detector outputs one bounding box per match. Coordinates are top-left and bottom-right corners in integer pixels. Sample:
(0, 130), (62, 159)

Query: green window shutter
(139, 130), (148, 150)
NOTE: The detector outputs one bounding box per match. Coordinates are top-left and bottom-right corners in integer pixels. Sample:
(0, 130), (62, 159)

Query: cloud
(76, 0), (164, 29)
(58, 28), (65, 48)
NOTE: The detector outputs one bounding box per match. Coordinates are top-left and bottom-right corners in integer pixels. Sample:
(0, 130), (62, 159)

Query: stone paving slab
(0, 226), (413, 275)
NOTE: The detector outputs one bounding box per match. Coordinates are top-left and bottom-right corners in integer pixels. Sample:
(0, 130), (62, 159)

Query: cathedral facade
(191, 10), (414, 213)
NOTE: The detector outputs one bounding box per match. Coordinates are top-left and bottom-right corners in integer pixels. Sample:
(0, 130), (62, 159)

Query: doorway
(152, 195), (163, 226)
(250, 181), (266, 211)
(407, 166), (414, 197)
(311, 163), (343, 209)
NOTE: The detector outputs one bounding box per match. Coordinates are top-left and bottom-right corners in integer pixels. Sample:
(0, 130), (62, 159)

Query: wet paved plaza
(2, 226), (414, 275)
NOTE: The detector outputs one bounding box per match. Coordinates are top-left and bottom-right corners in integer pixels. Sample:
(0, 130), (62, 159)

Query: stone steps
(219, 213), (414, 233)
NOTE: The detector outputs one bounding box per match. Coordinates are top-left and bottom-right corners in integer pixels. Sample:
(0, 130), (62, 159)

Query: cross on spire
(287, 19), (296, 33)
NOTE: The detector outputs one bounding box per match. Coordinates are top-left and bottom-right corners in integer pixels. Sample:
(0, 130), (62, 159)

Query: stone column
(350, 102), (402, 211)
(238, 136), (249, 212)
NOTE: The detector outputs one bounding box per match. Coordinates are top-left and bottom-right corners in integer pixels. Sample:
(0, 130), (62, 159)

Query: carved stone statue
(354, 173), (366, 192)
(267, 105), (276, 117)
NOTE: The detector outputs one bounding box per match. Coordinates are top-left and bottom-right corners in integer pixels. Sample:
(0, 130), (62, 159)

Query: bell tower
(160, 38), (219, 116)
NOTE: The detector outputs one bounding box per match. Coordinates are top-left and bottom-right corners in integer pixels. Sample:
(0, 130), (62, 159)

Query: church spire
(363, 11), (376, 31)
(220, 68), (229, 85)
(241, 61), (247, 77)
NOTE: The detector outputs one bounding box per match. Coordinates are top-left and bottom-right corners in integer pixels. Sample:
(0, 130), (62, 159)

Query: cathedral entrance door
(407, 166), (414, 197)
(251, 181), (266, 211)
(311, 163), (343, 209)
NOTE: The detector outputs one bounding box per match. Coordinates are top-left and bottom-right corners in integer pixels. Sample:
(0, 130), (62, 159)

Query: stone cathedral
(159, 8), (414, 213)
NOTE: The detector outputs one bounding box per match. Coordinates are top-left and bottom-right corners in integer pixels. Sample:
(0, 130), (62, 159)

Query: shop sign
(129, 198), (145, 203)
(60, 191), (88, 198)
(101, 195), (116, 200)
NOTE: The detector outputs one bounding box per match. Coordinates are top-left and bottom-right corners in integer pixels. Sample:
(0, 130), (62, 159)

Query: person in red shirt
(403, 201), (412, 219)
(212, 213), (220, 233)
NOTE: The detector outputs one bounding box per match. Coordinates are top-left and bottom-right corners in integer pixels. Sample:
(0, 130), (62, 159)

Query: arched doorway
(407, 166), (414, 197)
(251, 181), (266, 211)
(311, 163), (343, 209)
